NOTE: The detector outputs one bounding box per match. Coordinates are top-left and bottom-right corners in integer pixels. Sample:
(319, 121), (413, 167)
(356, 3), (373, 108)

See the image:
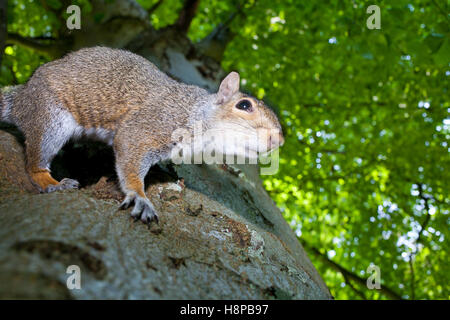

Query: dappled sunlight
(2, 0), (448, 300)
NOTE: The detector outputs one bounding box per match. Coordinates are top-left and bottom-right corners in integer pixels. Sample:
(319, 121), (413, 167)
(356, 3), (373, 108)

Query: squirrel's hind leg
(23, 108), (80, 193)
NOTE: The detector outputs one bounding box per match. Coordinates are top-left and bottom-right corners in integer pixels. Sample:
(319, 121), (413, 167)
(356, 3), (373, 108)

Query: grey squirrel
(0, 46), (284, 224)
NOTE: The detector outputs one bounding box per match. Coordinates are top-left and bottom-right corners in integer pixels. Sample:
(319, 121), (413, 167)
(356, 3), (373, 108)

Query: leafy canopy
(2, 0), (449, 299)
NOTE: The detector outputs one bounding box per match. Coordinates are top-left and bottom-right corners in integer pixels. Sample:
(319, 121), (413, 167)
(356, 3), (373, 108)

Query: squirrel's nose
(278, 132), (285, 146)
(268, 132), (284, 149)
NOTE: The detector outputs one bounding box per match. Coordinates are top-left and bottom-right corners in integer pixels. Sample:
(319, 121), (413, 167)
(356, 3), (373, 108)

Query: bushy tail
(0, 85), (22, 124)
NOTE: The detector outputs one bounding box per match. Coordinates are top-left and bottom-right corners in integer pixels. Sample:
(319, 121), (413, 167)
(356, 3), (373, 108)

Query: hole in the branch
(51, 140), (116, 188)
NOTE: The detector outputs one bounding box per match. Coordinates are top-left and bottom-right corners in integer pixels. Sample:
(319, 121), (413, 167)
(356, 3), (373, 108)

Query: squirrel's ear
(216, 71), (240, 104)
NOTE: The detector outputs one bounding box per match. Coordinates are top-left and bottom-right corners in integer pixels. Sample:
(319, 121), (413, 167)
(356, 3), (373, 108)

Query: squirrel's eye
(236, 99), (252, 111)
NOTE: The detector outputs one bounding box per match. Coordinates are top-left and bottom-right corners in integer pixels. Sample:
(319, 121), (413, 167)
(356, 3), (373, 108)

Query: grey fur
(0, 47), (284, 225)
(0, 85), (22, 124)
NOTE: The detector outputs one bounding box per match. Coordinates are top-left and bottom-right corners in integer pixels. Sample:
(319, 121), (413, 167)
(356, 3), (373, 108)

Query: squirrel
(0, 46), (284, 224)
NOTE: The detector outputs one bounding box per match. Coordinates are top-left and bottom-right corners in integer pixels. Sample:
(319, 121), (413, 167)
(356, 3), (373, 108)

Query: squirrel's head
(206, 71), (284, 159)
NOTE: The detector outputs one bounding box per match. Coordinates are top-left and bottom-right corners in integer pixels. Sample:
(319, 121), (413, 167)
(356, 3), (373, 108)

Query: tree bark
(0, 0), (331, 299)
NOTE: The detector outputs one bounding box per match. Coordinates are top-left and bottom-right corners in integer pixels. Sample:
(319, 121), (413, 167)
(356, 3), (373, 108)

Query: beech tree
(1, 0), (448, 299)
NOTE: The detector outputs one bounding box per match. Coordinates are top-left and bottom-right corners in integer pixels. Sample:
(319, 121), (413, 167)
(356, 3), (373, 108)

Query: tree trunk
(0, 0), (331, 299)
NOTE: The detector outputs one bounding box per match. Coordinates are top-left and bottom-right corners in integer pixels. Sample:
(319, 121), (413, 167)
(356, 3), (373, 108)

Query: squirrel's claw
(147, 214), (159, 227)
(127, 195), (159, 225)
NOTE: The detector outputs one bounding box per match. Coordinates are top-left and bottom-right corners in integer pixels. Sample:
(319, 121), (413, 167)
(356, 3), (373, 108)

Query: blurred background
(0, 0), (448, 299)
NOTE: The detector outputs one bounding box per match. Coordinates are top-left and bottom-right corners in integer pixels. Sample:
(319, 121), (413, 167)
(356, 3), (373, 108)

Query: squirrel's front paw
(44, 178), (80, 193)
(120, 194), (159, 225)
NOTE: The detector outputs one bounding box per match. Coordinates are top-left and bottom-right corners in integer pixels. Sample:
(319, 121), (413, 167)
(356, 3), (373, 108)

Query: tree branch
(6, 33), (68, 58)
(300, 239), (404, 300)
(195, 0), (253, 61)
(148, 0), (165, 15)
(175, 0), (200, 33)
(343, 274), (367, 300)
(408, 258), (415, 300)
(216, 0), (251, 30)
